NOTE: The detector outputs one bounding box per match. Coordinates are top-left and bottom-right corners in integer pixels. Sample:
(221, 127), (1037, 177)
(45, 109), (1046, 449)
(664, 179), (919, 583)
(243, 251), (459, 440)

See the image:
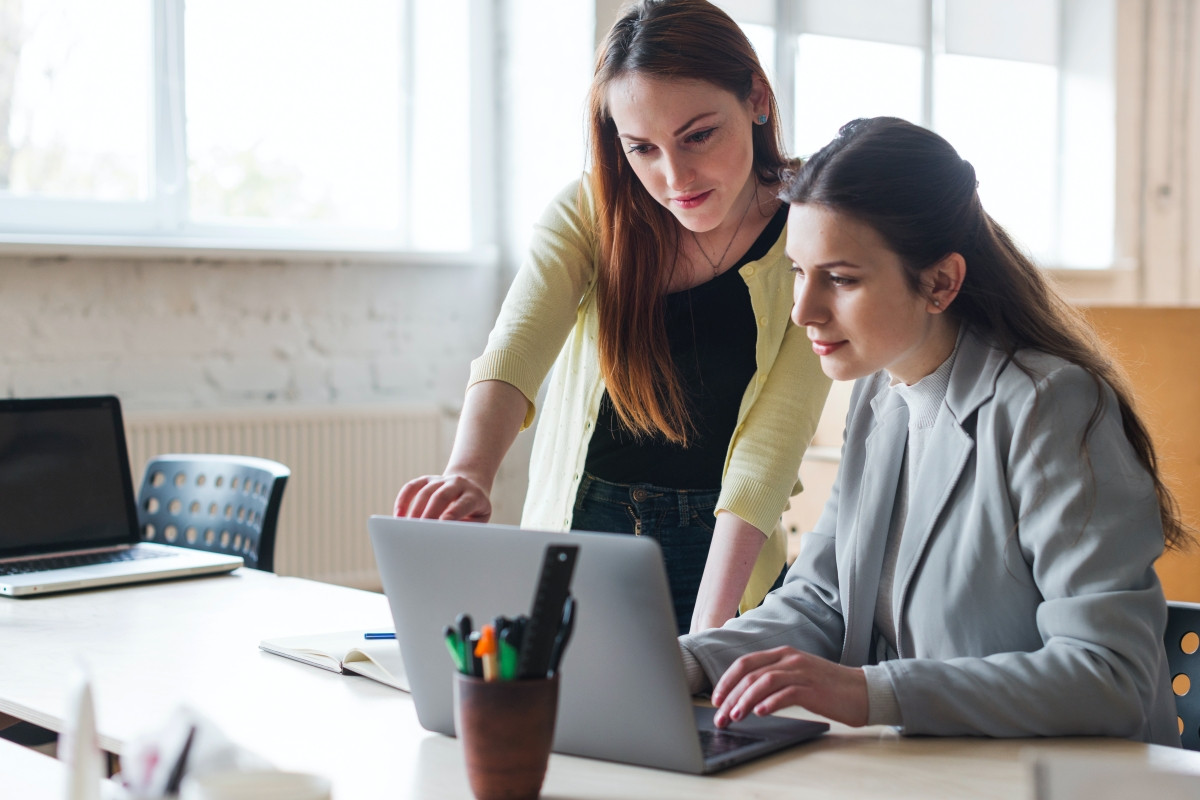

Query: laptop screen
(0, 396), (140, 558)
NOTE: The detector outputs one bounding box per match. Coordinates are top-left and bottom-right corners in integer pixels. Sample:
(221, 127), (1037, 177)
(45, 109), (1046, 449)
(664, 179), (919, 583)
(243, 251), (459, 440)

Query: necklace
(690, 184), (757, 277)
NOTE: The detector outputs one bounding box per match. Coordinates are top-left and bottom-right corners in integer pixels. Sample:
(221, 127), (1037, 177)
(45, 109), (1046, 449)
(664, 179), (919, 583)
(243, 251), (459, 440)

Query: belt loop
(573, 472), (594, 514)
(677, 490), (688, 523)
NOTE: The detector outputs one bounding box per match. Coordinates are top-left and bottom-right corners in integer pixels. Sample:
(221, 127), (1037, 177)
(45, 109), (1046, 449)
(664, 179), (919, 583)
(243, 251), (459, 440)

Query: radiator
(124, 406), (451, 589)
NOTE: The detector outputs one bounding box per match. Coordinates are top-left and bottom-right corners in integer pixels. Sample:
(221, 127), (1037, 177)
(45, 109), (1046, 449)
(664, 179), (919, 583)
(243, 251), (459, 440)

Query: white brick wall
(0, 251), (534, 526)
(0, 254), (497, 413)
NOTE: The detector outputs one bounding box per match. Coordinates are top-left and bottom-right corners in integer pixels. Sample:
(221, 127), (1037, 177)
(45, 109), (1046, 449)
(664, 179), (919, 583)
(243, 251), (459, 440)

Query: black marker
(517, 544), (579, 679)
(547, 594), (576, 676)
(456, 613), (475, 677)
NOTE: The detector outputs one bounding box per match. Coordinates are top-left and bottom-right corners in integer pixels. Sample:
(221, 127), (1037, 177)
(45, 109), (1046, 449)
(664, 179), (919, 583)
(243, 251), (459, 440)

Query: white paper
(58, 667), (102, 800)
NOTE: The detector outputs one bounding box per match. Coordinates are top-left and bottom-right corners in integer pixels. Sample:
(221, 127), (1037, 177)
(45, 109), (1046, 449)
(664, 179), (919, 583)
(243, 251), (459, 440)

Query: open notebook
(259, 630), (409, 692)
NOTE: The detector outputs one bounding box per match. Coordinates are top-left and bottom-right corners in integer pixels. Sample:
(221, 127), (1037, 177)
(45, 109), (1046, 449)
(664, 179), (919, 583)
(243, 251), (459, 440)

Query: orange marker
(475, 624), (499, 681)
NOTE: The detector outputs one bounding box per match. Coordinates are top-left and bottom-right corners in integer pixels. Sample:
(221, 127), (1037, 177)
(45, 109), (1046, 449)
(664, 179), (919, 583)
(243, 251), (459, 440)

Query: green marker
(498, 631), (519, 681)
(443, 625), (466, 673)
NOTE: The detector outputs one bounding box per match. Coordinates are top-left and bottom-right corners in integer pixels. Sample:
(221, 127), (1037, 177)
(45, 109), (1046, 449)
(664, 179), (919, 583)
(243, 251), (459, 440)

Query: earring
(933, 300), (942, 308)
(756, 114), (768, 125)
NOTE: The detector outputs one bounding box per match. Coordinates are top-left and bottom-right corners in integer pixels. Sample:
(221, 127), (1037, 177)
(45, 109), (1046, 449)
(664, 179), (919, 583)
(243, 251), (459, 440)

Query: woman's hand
(710, 646), (869, 728)
(391, 379), (528, 524)
(393, 473), (492, 522)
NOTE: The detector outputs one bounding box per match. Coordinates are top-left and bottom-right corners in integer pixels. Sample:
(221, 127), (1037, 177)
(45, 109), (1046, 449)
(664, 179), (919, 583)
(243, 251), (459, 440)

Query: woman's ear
(748, 76), (769, 120)
(924, 252), (965, 313)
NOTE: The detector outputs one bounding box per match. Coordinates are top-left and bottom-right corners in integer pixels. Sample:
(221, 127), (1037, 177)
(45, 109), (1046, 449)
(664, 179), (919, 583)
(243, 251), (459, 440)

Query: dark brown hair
(781, 116), (1191, 550)
(586, 0), (788, 443)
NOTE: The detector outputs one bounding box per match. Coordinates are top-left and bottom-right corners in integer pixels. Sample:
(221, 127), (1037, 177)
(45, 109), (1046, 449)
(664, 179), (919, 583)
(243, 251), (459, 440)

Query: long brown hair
(781, 116), (1192, 551)
(586, 0), (788, 444)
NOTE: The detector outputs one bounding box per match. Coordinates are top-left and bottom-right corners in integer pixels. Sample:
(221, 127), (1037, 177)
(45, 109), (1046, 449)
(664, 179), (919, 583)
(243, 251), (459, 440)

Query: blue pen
(363, 632), (396, 640)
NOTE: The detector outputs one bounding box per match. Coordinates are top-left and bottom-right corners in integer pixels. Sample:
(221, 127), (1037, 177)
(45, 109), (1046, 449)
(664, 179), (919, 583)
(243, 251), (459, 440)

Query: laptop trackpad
(693, 705), (829, 772)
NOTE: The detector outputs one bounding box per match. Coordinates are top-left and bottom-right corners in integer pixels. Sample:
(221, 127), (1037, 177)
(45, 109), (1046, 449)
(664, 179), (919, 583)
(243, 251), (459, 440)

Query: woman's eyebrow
(671, 111), (718, 136)
(789, 259), (865, 271)
(617, 112), (720, 142)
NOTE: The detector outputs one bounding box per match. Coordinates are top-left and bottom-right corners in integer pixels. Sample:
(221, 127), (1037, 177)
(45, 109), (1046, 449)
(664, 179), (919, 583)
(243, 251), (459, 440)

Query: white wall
(0, 253), (496, 413)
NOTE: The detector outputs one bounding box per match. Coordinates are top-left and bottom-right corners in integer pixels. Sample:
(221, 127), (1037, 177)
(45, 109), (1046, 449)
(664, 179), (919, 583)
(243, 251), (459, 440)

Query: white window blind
(944, 0), (1059, 64)
(723, 0), (1116, 270)
(798, 0), (926, 47)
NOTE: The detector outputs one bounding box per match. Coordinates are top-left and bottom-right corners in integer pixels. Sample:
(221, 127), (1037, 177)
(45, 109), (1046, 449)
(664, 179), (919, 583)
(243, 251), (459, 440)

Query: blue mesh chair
(1166, 601), (1200, 750)
(137, 454), (290, 572)
(0, 453), (289, 756)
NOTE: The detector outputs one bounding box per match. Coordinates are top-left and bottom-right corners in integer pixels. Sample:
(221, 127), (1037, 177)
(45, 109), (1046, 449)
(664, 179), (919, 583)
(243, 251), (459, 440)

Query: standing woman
(395, 0), (830, 635)
(681, 116), (1190, 744)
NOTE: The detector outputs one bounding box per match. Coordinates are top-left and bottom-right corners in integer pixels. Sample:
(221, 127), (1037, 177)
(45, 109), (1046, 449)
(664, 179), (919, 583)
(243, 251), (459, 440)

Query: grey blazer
(682, 329), (1179, 745)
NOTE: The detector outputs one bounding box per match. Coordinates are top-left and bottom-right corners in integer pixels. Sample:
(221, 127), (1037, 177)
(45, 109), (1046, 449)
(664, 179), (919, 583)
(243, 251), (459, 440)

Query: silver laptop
(368, 515), (828, 774)
(0, 395), (243, 597)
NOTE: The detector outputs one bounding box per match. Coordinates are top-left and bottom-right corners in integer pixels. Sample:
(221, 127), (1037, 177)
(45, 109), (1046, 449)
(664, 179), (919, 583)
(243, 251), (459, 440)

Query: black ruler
(516, 543), (579, 679)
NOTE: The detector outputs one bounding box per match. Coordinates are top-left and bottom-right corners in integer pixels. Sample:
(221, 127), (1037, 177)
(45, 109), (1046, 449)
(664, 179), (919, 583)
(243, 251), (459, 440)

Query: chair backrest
(1165, 601), (1200, 750)
(137, 454), (290, 572)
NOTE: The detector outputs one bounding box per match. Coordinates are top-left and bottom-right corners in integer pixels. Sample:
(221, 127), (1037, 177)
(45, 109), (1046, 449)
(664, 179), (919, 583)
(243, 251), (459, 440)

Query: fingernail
(731, 707), (743, 721)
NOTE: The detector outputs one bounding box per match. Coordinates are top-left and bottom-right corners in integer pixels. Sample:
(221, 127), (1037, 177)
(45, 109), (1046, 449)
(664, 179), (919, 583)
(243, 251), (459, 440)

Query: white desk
(0, 737), (125, 800)
(2, 569), (1199, 799)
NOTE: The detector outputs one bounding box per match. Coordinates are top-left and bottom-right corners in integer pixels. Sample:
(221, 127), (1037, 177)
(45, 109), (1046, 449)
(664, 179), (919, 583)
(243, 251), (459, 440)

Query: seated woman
(679, 116), (1190, 745)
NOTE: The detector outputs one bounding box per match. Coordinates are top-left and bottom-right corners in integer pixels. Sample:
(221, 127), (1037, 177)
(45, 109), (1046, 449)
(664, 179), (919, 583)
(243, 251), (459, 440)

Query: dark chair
(1166, 601), (1200, 750)
(137, 454), (290, 572)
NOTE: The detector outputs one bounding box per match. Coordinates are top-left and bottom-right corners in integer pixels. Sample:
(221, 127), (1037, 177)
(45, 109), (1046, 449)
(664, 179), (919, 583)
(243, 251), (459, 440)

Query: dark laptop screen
(0, 396), (139, 557)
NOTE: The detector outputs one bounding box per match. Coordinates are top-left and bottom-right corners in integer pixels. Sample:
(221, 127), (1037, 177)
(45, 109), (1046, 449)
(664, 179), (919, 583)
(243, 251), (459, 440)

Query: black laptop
(0, 395), (243, 597)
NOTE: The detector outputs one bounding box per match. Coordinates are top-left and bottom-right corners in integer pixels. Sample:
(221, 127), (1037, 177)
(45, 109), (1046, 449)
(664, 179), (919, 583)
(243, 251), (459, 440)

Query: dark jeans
(572, 472), (720, 635)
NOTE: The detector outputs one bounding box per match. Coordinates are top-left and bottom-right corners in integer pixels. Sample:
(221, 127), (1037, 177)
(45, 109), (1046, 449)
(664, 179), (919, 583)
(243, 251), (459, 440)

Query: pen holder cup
(454, 673), (560, 800)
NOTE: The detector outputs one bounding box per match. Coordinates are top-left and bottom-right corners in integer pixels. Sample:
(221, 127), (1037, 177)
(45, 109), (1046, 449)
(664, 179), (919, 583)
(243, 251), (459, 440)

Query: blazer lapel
(890, 409), (973, 657)
(890, 329), (1010, 656)
(841, 388), (908, 666)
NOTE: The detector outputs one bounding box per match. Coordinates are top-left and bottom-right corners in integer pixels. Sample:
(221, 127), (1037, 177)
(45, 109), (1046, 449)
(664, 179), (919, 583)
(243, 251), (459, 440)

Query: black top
(584, 203), (788, 489)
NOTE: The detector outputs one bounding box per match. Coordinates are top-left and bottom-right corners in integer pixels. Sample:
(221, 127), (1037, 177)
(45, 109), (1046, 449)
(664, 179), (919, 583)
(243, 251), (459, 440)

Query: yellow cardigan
(468, 179), (830, 612)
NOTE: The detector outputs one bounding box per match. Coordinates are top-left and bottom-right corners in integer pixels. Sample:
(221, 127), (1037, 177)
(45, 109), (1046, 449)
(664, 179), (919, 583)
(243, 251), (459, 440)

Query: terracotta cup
(454, 673), (560, 800)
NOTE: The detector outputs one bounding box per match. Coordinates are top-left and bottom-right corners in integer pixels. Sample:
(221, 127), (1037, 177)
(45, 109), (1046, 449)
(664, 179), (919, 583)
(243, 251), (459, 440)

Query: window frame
(714, 0), (1128, 300)
(0, 0), (498, 262)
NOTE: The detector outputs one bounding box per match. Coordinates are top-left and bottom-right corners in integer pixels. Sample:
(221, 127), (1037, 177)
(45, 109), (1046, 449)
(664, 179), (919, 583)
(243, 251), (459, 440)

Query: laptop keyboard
(0, 547), (171, 576)
(698, 727), (766, 758)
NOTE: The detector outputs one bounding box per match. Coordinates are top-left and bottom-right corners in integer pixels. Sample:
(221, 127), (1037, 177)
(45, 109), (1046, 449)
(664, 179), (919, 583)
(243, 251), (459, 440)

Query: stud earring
(933, 300), (942, 308)
(756, 114), (768, 125)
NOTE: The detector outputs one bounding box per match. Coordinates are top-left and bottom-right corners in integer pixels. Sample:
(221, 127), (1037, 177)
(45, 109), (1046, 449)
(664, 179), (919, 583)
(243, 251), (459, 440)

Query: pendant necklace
(690, 183), (757, 278)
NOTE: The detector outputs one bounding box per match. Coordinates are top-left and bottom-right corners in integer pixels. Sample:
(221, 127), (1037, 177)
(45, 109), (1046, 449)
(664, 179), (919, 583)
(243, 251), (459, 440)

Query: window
(0, 0), (481, 253)
(721, 0), (1116, 270)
